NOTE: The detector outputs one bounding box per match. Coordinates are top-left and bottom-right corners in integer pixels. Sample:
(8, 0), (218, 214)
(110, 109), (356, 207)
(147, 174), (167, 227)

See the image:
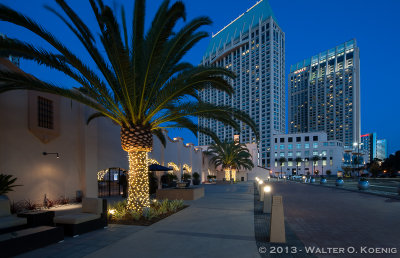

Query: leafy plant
(192, 172), (200, 180)
(0, 174), (21, 195)
(182, 173), (191, 181)
(326, 170), (332, 176)
(24, 199), (37, 210)
(56, 196), (70, 205)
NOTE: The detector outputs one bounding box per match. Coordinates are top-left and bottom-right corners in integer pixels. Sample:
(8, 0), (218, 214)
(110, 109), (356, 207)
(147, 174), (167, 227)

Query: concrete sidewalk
(86, 182), (259, 258)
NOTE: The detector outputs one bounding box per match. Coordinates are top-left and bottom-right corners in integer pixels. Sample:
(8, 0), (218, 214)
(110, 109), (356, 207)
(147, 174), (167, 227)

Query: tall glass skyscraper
(288, 39), (361, 148)
(198, 0), (285, 167)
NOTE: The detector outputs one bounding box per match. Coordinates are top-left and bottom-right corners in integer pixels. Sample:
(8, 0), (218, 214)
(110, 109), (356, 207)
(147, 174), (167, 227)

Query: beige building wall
(0, 89), (207, 203)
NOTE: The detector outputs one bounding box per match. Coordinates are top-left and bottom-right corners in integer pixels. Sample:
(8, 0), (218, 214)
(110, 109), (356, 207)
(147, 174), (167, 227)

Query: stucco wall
(0, 90), (208, 203)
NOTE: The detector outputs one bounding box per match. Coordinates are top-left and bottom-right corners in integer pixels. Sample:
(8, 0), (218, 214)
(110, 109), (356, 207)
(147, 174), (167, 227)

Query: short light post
(258, 180), (263, 199)
(263, 185), (272, 213)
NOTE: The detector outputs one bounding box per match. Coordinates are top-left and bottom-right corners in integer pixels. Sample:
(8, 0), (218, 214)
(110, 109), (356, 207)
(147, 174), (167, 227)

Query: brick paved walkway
(271, 182), (400, 258)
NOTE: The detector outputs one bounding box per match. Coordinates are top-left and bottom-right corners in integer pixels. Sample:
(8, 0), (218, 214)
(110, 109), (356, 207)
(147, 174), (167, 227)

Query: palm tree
(311, 156), (320, 176)
(206, 140), (254, 181)
(0, 0), (258, 212)
(294, 157), (302, 175)
(278, 157), (286, 178)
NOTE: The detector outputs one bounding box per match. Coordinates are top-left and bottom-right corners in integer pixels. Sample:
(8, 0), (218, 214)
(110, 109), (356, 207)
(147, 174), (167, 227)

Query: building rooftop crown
(205, 0), (276, 58)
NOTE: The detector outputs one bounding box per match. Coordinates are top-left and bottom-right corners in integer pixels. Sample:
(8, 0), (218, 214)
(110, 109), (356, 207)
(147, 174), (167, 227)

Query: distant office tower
(376, 139), (387, 161)
(361, 133), (377, 163)
(199, 0), (285, 167)
(0, 34), (20, 67)
(288, 39), (360, 148)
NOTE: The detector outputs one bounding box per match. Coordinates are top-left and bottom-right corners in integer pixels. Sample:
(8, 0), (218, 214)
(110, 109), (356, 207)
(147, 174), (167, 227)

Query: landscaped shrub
(24, 199), (37, 210)
(56, 196), (70, 205)
(182, 173), (191, 181)
(108, 199), (185, 224)
(0, 174), (21, 195)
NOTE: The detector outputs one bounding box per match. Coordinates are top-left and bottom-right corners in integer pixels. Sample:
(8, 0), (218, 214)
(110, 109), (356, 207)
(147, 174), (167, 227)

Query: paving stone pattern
(253, 184), (314, 258)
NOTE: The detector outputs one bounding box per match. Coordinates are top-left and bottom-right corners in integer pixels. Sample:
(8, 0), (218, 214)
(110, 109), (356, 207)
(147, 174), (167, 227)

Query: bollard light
(264, 185), (271, 193)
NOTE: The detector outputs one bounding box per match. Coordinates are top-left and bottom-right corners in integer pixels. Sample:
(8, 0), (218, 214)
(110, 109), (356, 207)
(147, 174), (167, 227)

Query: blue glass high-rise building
(198, 0), (285, 167)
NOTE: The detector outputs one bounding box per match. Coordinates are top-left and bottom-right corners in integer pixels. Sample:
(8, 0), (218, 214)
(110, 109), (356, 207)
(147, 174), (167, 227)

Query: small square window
(305, 136), (309, 142)
(280, 138), (285, 143)
(288, 137), (293, 142)
(296, 137), (301, 142)
(313, 136), (318, 141)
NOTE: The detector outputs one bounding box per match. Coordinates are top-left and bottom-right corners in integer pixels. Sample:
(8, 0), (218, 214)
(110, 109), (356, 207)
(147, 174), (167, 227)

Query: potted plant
(182, 173), (192, 187)
(358, 177), (369, 190)
(335, 177), (344, 187)
(0, 174), (21, 200)
(320, 176), (327, 184)
(326, 170), (332, 178)
(192, 172), (201, 185)
(310, 177), (316, 183)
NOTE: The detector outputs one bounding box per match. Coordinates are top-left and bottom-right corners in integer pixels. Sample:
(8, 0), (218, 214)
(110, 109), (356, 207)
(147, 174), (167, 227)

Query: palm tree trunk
(127, 151), (150, 212)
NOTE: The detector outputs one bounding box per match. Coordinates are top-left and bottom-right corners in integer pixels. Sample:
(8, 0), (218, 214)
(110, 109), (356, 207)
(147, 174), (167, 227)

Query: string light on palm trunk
(127, 151), (150, 212)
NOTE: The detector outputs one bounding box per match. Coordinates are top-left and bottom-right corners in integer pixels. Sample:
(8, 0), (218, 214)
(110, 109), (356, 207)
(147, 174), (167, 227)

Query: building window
(313, 136), (318, 141)
(305, 143), (310, 149)
(280, 138), (285, 143)
(288, 151), (293, 157)
(288, 144), (293, 149)
(313, 143), (318, 148)
(296, 151), (301, 157)
(305, 136), (309, 142)
(288, 137), (293, 142)
(274, 152), (277, 157)
(313, 151), (318, 156)
(280, 144), (285, 150)
(288, 161), (293, 166)
(296, 143), (301, 149)
(280, 152), (285, 157)
(305, 151), (310, 157)
(38, 96), (54, 129)
(296, 137), (301, 142)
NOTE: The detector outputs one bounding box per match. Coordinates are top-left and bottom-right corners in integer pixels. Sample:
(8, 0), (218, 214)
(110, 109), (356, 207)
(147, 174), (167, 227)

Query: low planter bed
(108, 199), (188, 226)
(156, 187), (204, 200)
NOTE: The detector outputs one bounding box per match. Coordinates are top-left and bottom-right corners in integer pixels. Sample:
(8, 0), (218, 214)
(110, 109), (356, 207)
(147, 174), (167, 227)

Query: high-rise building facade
(288, 39), (361, 148)
(198, 0), (285, 167)
(376, 139), (387, 161)
(361, 133), (377, 163)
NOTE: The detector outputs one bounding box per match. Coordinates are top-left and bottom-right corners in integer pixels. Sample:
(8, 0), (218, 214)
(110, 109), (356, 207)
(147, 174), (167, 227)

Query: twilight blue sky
(1, 0), (399, 154)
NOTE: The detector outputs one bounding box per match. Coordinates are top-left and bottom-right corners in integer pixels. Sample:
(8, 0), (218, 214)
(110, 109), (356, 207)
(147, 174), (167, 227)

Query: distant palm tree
(206, 140), (254, 181)
(0, 0), (258, 212)
(278, 157), (287, 178)
(294, 157), (302, 175)
(311, 156), (320, 176)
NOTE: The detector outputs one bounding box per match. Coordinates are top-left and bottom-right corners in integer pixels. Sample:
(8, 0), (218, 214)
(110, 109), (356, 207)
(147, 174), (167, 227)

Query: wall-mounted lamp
(43, 152), (60, 158)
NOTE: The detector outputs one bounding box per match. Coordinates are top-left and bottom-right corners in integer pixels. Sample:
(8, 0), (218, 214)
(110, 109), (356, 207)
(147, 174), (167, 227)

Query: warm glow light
(127, 151), (150, 212)
(108, 209), (116, 215)
(264, 186), (271, 193)
(256, 177), (259, 181)
(148, 158), (160, 165)
(283, 176), (286, 179)
(302, 176), (306, 179)
(258, 180), (263, 185)
(168, 162), (179, 171)
(183, 164), (192, 173)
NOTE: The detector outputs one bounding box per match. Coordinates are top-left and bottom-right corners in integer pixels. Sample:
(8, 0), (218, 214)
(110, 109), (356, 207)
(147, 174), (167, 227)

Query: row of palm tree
(0, 0), (258, 212)
(205, 140), (254, 181)
(278, 156), (325, 177)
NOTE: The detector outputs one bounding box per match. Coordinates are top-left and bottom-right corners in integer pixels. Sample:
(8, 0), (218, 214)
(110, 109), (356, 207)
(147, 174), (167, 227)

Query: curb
(289, 181), (400, 200)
